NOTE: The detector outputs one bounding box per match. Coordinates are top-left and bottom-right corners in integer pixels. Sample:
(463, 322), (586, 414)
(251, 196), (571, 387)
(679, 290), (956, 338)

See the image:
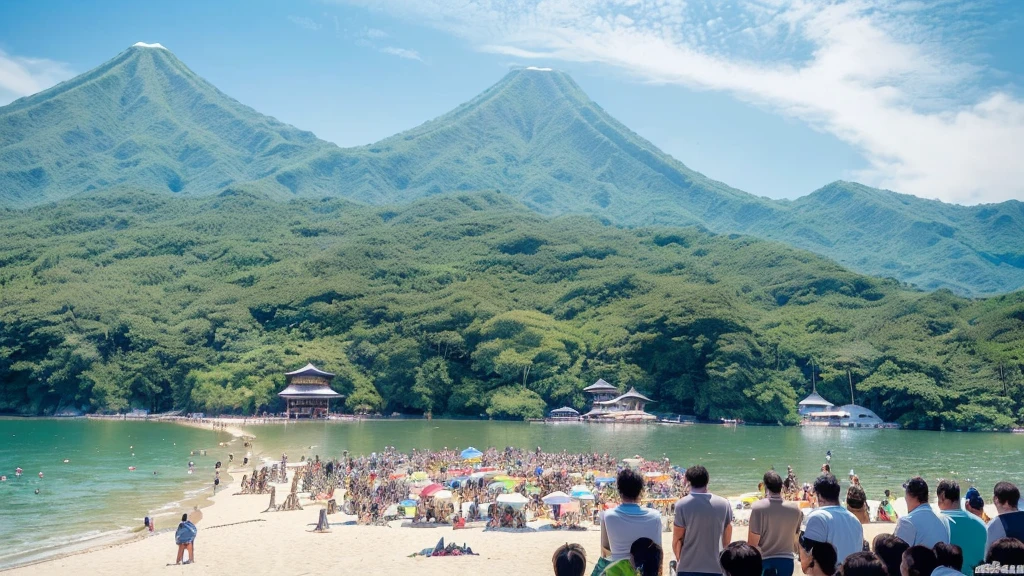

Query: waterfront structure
(278, 363), (342, 418)
(802, 404), (897, 428)
(548, 406), (581, 420)
(582, 380), (657, 422)
(798, 388), (835, 416)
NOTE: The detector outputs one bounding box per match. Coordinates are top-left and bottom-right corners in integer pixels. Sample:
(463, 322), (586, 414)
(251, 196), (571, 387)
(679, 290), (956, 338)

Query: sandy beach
(6, 465), (905, 576)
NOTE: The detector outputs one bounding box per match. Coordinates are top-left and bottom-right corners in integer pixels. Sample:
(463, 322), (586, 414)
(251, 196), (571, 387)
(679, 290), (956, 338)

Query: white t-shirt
(894, 504), (950, 548)
(803, 505), (864, 567)
(601, 503), (663, 561)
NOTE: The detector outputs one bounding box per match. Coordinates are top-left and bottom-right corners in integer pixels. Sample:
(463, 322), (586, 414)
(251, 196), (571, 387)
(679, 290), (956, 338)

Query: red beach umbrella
(419, 483), (444, 498)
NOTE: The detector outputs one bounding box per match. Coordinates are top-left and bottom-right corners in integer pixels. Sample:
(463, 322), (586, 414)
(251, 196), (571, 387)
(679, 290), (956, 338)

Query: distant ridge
(1, 45), (1022, 296)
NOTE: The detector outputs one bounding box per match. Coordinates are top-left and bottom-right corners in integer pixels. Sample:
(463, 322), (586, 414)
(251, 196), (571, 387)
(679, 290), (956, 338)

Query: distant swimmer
(1, 475), (6, 481)
(38, 472), (43, 478)
(63, 459), (70, 464)
(128, 466), (137, 471)
(15, 468), (22, 477)
(34, 489), (39, 494)
(825, 449), (833, 462)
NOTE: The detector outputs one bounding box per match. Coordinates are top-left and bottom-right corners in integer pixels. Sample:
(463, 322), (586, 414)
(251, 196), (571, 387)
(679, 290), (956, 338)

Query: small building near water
(798, 390), (835, 416)
(582, 380), (657, 422)
(548, 406), (581, 420)
(278, 363), (343, 418)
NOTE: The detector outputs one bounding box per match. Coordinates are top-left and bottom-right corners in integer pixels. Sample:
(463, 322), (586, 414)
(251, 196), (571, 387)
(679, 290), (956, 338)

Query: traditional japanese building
(582, 380), (657, 422)
(278, 363), (342, 418)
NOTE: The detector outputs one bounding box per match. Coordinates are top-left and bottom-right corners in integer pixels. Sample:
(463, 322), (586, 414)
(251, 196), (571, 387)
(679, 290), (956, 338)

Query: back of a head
(617, 468), (645, 501)
(181, 513), (189, 522)
(903, 546), (938, 576)
(993, 481), (1020, 508)
(905, 477), (929, 504)
(932, 542), (963, 571)
(553, 543), (587, 576)
(630, 537), (663, 576)
(720, 542), (762, 576)
(936, 479), (960, 503)
(764, 470), (783, 494)
(814, 473), (841, 503)
(874, 534), (910, 576)
(842, 551), (888, 576)
(986, 538), (1024, 566)
(808, 542), (838, 576)
(686, 465), (710, 489)
(847, 485), (867, 509)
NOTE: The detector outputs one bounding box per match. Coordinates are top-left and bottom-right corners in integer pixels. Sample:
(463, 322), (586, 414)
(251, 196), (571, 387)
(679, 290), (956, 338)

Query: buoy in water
(63, 459), (70, 464)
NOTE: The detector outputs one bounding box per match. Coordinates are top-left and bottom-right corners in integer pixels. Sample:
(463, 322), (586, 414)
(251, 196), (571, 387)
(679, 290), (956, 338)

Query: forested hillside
(2, 45), (1022, 296)
(1, 190), (1021, 429)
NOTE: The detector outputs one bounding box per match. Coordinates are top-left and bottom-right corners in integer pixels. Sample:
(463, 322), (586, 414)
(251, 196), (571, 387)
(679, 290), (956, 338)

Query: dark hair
(903, 546), (938, 576)
(806, 542), (838, 576)
(905, 477), (929, 503)
(631, 537), (663, 576)
(842, 551), (888, 576)
(764, 470), (783, 494)
(986, 538), (1024, 566)
(617, 468), (645, 501)
(936, 479), (960, 502)
(993, 481), (1020, 508)
(181, 513), (189, 522)
(847, 485), (867, 509)
(932, 542), (963, 571)
(552, 543), (587, 576)
(873, 534), (910, 576)
(686, 465), (710, 489)
(814, 474), (841, 503)
(720, 542), (762, 576)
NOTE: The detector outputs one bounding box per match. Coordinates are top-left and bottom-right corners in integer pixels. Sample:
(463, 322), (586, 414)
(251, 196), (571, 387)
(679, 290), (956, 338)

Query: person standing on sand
(936, 480), (986, 575)
(895, 477), (949, 548)
(748, 470), (802, 576)
(174, 513), (197, 564)
(672, 465), (733, 576)
(802, 474), (863, 568)
(600, 468), (662, 562)
(213, 470), (220, 494)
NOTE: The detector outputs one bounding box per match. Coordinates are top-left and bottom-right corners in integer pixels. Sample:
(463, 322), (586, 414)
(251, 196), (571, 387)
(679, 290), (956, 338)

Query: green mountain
(0, 43), (333, 205)
(2, 45), (1023, 296)
(1, 190), (1022, 429)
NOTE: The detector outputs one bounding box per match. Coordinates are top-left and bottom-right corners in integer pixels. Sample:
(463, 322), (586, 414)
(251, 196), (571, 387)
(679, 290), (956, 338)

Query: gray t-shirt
(674, 492), (733, 574)
(749, 497), (802, 559)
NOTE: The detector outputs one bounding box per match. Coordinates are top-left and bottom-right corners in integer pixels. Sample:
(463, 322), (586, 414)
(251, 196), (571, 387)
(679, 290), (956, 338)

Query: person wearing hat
(964, 487), (989, 522)
(894, 477), (950, 548)
(986, 481), (1024, 555)
(936, 479), (986, 575)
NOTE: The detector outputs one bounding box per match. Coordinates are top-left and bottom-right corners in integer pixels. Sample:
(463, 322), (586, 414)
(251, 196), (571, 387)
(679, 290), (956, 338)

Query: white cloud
(288, 15), (321, 31)
(365, 28), (389, 39)
(380, 46), (423, 61)
(333, 0), (1024, 204)
(0, 49), (74, 105)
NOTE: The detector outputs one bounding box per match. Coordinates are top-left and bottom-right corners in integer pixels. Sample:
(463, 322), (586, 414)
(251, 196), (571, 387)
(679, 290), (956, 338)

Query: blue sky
(0, 0), (1021, 203)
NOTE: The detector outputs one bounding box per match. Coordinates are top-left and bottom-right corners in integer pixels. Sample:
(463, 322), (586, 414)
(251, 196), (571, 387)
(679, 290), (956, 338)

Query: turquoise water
(0, 419), (233, 569)
(2, 418), (1023, 569)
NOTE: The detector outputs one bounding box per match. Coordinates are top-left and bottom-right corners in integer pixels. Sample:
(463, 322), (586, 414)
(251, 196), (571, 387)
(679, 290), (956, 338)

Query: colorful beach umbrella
(570, 485), (595, 500)
(433, 490), (453, 500)
(460, 447), (483, 460)
(487, 481), (509, 493)
(420, 483), (444, 498)
(409, 471), (430, 482)
(542, 491), (573, 505)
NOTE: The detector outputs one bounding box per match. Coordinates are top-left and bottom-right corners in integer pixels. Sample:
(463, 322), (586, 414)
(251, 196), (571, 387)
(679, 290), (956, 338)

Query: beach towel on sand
(175, 521), (197, 545)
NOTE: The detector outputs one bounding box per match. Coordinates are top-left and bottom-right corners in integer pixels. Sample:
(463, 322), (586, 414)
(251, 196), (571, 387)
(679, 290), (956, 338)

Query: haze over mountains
(2, 44), (1022, 296)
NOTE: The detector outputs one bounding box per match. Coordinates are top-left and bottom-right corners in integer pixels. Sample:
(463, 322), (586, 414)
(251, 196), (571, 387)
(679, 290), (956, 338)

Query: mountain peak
(131, 42), (167, 50)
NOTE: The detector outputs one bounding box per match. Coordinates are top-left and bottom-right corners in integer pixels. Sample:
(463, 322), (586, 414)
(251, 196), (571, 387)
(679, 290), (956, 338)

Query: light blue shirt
(895, 504), (950, 548)
(601, 503), (662, 561)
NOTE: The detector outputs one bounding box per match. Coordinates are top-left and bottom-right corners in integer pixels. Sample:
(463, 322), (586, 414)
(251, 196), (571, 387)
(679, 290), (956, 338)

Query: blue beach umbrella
(461, 447), (483, 460)
(400, 499), (417, 507)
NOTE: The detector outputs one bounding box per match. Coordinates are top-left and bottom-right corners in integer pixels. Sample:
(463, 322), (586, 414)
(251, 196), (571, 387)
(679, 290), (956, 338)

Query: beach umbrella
(595, 477), (616, 485)
(623, 458), (642, 467)
(433, 490), (453, 500)
(570, 485), (595, 500)
(525, 484), (542, 495)
(420, 483), (444, 498)
(543, 491), (573, 505)
(496, 493), (529, 509)
(461, 447), (483, 460)
(487, 481), (509, 493)
(400, 499), (418, 507)
(469, 471), (488, 480)
(409, 471), (429, 482)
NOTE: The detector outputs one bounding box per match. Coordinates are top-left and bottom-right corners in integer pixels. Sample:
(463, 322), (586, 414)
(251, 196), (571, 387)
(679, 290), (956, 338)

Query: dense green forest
(3, 44), (1023, 296)
(0, 189), (1022, 429)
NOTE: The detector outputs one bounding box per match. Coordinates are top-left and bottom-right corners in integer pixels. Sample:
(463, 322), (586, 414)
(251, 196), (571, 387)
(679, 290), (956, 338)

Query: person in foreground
(631, 537), (664, 576)
(985, 538), (1024, 567)
(894, 477), (950, 548)
(936, 479), (986, 575)
(873, 534), (910, 576)
(798, 540), (837, 576)
(931, 542), (964, 576)
(748, 470), (802, 576)
(987, 482), (1024, 553)
(553, 542), (587, 576)
(901, 546), (938, 576)
(802, 474), (863, 568)
(602, 469), (663, 562)
(673, 465), (733, 576)
(840, 552), (887, 576)
(174, 512), (197, 565)
(720, 542), (762, 576)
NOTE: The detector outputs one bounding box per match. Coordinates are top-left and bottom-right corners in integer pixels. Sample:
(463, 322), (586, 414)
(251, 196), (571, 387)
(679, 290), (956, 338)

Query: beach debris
(279, 492), (303, 511)
(327, 499), (338, 514)
(263, 486), (277, 512)
(413, 538), (477, 557)
(313, 509), (331, 533)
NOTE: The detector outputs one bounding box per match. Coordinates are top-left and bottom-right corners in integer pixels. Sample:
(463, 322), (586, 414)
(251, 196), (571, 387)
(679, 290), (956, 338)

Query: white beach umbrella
(496, 493), (529, 509)
(542, 491), (573, 505)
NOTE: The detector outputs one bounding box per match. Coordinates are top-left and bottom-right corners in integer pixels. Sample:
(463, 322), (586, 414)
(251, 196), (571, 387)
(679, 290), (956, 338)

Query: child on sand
(175, 513), (197, 564)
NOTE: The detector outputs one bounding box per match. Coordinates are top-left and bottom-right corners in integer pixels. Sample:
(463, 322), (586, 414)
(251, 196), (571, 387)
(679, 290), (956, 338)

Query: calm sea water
(2, 418), (1023, 568)
(0, 419), (233, 569)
